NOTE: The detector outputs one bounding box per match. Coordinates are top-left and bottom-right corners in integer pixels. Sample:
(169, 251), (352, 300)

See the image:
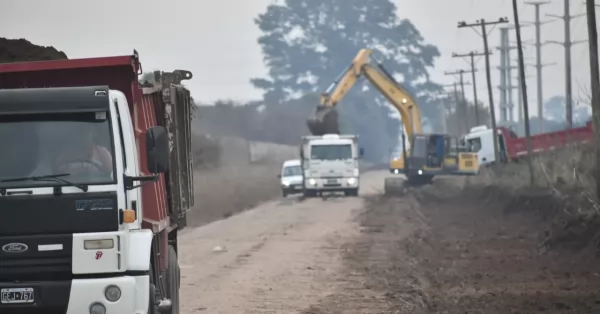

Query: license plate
(1, 288), (34, 304)
(327, 179), (337, 184)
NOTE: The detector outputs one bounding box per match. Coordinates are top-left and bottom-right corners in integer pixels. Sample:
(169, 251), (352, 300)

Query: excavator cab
(388, 133), (479, 186)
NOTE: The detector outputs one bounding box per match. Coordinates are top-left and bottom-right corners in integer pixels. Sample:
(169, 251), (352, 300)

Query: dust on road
(179, 173), (600, 313)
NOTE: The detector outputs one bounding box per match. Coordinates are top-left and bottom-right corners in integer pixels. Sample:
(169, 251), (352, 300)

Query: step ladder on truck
(0, 51), (194, 314)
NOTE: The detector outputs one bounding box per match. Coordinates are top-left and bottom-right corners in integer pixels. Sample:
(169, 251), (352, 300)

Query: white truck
(299, 134), (363, 197)
(0, 52), (193, 314)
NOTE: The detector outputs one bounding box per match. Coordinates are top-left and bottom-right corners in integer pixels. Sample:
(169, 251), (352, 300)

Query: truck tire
(148, 283), (157, 314)
(344, 189), (359, 197)
(303, 190), (316, 198)
(167, 245), (180, 314)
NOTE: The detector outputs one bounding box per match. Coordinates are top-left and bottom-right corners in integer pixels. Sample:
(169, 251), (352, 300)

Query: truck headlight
(105, 285), (121, 302)
(282, 181), (290, 186)
(309, 179), (316, 185)
(347, 178), (356, 185)
(84, 239), (114, 250)
(417, 169), (423, 175)
(89, 303), (106, 314)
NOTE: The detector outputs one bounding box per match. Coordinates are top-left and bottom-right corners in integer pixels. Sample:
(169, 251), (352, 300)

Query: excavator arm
(307, 48), (422, 141)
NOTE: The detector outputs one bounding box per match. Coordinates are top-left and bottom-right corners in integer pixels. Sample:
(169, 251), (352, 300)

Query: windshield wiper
(0, 173), (88, 192)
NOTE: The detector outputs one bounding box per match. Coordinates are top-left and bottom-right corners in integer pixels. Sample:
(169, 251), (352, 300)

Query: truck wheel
(167, 245), (180, 314)
(344, 189), (359, 197)
(303, 190), (315, 198)
(148, 283), (157, 314)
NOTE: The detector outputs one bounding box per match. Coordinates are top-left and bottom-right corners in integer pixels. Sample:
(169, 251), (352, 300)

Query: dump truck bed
(0, 53), (194, 232)
(502, 122), (593, 159)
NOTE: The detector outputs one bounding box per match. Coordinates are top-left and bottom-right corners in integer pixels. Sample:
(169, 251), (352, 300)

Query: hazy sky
(0, 0), (593, 117)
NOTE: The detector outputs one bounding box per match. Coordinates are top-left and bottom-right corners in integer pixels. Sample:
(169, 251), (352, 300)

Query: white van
(278, 159), (303, 197)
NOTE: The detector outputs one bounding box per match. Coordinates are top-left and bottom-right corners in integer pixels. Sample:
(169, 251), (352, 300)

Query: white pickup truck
(300, 134), (363, 197)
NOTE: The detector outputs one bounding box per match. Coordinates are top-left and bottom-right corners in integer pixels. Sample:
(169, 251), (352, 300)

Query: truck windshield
(310, 144), (353, 160)
(282, 165), (302, 177)
(0, 112), (115, 188)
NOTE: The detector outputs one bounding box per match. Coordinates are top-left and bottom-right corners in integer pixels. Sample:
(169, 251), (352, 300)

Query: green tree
(252, 0), (442, 161)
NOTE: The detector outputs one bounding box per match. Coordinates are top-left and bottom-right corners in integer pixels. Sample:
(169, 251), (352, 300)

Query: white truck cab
(300, 134), (362, 197)
(278, 159), (303, 197)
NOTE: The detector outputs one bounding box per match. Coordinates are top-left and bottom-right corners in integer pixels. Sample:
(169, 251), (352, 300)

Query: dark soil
(303, 179), (600, 313)
(0, 37), (67, 63)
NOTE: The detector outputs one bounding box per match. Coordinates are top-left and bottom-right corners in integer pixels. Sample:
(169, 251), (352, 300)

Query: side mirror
(277, 174), (282, 178)
(359, 148), (365, 157)
(146, 126), (169, 173)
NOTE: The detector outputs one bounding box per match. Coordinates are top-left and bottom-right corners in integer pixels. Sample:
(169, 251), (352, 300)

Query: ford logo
(2, 243), (28, 253)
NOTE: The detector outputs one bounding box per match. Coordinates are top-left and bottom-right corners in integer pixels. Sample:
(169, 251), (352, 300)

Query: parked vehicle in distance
(463, 122), (593, 166)
(279, 159), (303, 197)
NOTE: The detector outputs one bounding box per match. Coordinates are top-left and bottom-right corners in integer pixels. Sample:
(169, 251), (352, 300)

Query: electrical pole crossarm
(444, 70), (477, 75)
(457, 17), (509, 28)
(452, 51), (491, 57)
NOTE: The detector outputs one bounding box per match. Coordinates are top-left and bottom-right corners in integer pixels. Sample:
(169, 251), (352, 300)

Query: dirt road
(179, 171), (385, 313)
(179, 173), (600, 313)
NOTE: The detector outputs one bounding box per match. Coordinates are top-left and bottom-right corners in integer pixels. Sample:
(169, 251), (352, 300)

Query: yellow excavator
(306, 48), (479, 194)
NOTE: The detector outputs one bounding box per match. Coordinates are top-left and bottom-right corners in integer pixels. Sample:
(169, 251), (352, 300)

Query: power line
(458, 17), (508, 165)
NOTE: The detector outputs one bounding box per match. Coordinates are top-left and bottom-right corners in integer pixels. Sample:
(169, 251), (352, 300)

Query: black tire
(148, 283), (157, 314)
(166, 245), (180, 314)
(344, 189), (359, 197)
(303, 190), (316, 198)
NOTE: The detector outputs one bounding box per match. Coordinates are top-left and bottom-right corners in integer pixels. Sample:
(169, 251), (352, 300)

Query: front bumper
(389, 168), (478, 176)
(0, 275), (149, 314)
(304, 177), (359, 191)
(282, 183), (304, 193)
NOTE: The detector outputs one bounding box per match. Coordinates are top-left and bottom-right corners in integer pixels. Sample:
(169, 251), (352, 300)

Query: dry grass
(471, 144), (600, 253)
(186, 163), (281, 227)
(186, 133), (290, 227)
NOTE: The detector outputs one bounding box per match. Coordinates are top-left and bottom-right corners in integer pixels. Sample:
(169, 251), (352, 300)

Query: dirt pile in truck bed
(0, 38), (67, 63)
(303, 178), (600, 313)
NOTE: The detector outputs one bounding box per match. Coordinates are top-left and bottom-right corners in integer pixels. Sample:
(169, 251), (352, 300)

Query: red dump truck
(0, 50), (193, 314)
(463, 122), (593, 165)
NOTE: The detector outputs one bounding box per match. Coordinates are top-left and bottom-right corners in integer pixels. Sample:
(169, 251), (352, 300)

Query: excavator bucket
(384, 177), (406, 196)
(306, 105), (340, 135)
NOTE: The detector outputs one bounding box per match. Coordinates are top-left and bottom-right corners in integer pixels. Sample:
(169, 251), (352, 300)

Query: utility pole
(443, 82), (471, 136)
(514, 0), (535, 185)
(525, 1), (551, 132)
(458, 17), (508, 167)
(453, 51), (491, 126)
(547, 0), (587, 129)
(445, 70), (474, 134)
(498, 27), (513, 126)
(587, 0), (600, 199)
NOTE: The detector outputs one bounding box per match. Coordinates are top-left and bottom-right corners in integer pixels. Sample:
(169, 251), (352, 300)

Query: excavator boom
(306, 49), (421, 138)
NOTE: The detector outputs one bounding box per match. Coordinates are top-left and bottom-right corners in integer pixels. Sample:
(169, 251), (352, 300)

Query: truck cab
(0, 53), (193, 314)
(299, 134), (362, 197)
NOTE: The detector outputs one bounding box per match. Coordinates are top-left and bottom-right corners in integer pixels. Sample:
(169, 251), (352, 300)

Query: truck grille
(1, 255), (71, 281)
(0, 234), (73, 281)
